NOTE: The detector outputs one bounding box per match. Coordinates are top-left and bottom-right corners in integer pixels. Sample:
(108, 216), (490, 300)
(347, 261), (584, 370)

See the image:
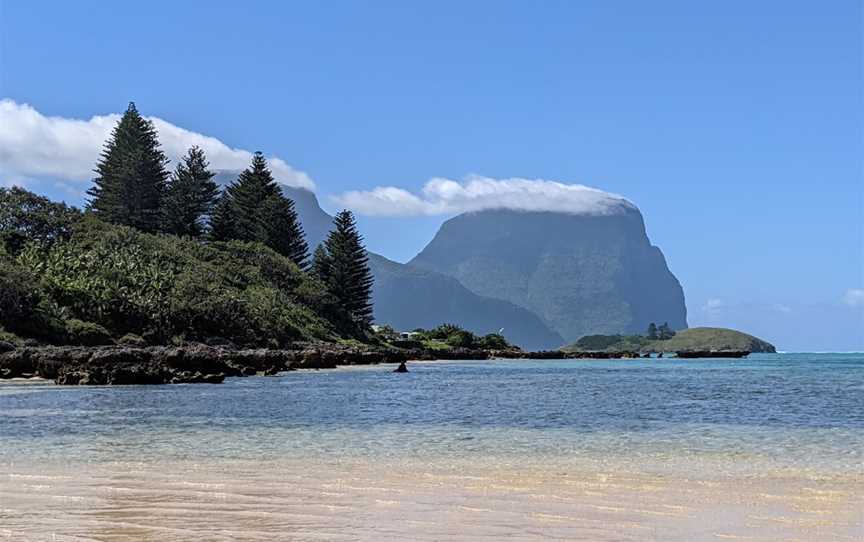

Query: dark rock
(0, 341), (15, 353)
(676, 350), (750, 359)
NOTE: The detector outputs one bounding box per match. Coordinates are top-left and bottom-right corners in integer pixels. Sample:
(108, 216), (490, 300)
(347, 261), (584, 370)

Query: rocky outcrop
(675, 351), (750, 359)
(0, 343), (647, 385)
(0, 344), (409, 385)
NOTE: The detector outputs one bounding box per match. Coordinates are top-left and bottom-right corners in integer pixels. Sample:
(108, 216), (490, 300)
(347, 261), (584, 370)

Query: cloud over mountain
(332, 175), (635, 217)
(0, 99), (314, 190)
(843, 288), (864, 308)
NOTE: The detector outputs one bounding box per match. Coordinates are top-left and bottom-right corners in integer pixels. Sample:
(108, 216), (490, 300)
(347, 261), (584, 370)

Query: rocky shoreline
(0, 343), (643, 385)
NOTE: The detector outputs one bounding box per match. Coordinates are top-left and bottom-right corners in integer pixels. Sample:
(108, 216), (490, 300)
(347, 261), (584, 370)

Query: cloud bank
(0, 99), (314, 190)
(843, 288), (864, 308)
(332, 175), (635, 217)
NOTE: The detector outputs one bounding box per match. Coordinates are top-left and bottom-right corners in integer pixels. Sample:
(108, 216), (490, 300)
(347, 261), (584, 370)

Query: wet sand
(1, 458), (861, 541)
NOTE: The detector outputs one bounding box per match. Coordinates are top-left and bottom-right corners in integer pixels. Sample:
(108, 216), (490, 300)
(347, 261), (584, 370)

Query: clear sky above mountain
(1, 0), (861, 350)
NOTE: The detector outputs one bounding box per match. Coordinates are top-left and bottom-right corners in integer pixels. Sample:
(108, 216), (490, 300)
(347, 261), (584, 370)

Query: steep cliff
(410, 208), (687, 344)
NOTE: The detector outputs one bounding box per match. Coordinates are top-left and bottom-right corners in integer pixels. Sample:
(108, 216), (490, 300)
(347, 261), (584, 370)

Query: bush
(66, 319), (113, 346)
(0, 187), (80, 254)
(0, 259), (41, 324)
(117, 333), (146, 346)
(477, 333), (510, 350)
(428, 323), (464, 340)
(0, 259), (66, 343)
(574, 334), (626, 350)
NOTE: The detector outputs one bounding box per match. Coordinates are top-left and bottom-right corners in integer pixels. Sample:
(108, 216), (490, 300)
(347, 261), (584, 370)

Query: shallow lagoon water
(1, 353), (862, 540)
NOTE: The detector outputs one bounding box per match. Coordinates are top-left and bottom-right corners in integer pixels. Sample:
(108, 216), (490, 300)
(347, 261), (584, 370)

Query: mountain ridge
(410, 207), (688, 344)
(278, 185), (565, 350)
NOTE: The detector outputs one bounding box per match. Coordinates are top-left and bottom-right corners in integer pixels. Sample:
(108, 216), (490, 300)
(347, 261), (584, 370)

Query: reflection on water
(1, 354), (862, 540)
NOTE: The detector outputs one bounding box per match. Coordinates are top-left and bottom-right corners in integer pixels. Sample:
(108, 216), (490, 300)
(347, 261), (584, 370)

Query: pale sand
(1, 458), (861, 541)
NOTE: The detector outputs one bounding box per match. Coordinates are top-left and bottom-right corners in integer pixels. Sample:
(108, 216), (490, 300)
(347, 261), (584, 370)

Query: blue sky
(1, 1), (861, 349)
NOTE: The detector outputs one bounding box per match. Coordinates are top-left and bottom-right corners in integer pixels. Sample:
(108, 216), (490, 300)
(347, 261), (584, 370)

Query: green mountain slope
(650, 327), (776, 353)
(410, 208), (687, 344)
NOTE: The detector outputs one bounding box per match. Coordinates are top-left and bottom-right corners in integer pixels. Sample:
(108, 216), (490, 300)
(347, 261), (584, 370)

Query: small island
(563, 325), (776, 357)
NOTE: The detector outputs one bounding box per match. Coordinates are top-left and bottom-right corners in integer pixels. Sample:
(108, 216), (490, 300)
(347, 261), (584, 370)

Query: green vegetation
(0, 186), (80, 254)
(372, 323), (515, 351)
(210, 151), (309, 267)
(1, 214), (360, 346)
(312, 210), (374, 327)
(161, 146), (220, 237)
(0, 102), (378, 347)
(87, 103), (169, 233)
(648, 327), (776, 353)
(646, 321), (676, 340)
(567, 334), (650, 352)
(564, 326), (775, 353)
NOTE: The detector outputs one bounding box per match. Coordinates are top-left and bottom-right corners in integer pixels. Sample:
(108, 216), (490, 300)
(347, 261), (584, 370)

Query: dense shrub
(66, 319), (113, 346)
(117, 333), (146, 346)
(0, 258), (66, 343)
(13, 218), (358, 346)
(0, 259), (40, 323)
(477, 333), (511, 350)
(574, 334), (625, 350)
(427, 323), (465, 340)
(445, 330), (476, 348)
(0, 187), (80, 254)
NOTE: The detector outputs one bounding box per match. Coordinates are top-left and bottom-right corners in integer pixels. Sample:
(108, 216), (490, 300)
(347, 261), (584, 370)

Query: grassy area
(648, 327), (775, 353)
(0, 327), (23, 345)
(564, 327), (775, 353)
(421, 339), (452, 351)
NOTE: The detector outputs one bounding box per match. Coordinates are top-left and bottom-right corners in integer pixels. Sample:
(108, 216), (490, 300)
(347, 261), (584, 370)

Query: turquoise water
(1, 353), (861, 475)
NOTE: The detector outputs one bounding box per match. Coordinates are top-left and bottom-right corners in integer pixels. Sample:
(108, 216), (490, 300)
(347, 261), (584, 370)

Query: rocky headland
(0, 343), (644, 385)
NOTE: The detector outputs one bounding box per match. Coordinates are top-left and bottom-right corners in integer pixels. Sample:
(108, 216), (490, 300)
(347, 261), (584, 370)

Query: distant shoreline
(0, 343), (774, 386)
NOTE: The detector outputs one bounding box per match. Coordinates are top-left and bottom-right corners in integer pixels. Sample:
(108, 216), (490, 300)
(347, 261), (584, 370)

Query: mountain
(367, 252), (564, 349)
(409, 207), (687, 344)
(277, 186), (565, 350)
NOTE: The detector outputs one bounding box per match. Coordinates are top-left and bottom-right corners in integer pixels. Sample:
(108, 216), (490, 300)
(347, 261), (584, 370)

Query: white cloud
(331, 175), (635, 217)
(703, 298), (725, 316)
(0, 99), (314, 190)
(842, 288), (864, 308)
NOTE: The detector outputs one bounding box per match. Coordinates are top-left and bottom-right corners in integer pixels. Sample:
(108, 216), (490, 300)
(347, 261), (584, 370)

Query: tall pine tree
(311, 244), (332, 284)
(210, 152), (273, 242)
(321, 210), (374, 326)
(87, 102), (169, 233)
(161, 146), (219, 237)
(263, 195), (309, 267)
(209, 152), (308, 267)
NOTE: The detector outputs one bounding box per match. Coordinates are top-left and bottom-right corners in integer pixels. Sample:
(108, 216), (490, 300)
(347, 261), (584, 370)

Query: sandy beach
(1, 457), (861, 541)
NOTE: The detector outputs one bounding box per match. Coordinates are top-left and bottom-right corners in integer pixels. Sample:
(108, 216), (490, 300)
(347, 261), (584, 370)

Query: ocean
(1, 353), (862, 540)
